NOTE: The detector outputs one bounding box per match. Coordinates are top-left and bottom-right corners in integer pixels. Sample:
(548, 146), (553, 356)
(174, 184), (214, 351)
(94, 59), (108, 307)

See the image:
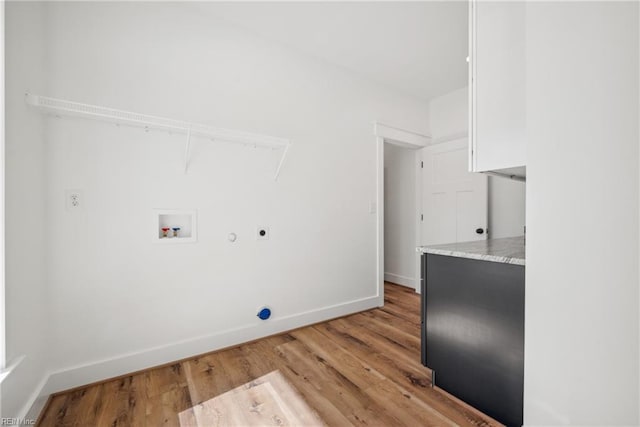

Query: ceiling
(192, 2), (469, 102)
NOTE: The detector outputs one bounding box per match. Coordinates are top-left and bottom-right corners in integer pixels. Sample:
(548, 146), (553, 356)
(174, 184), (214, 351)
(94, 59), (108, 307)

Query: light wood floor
(37, 283), (501, 426)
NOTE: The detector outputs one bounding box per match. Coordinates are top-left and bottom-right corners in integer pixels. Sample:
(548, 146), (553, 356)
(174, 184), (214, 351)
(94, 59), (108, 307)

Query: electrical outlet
(257, 226), (269, 240)
(65, 189), (83, 211)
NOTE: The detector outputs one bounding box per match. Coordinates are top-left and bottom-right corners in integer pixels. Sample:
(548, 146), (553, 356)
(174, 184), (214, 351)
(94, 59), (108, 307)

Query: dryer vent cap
(257, 307), (271, 320)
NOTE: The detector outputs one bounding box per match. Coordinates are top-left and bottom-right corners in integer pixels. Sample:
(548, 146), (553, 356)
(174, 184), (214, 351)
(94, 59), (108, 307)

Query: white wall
(525, 2), (639, 425)
(429, 87), (526, 239)
(4, 2), (430, 403)
(1, 2), (50, 419)
(384, 143), (416, 288)
(429, 86), (468, 143)
(489, 178), (526, 239)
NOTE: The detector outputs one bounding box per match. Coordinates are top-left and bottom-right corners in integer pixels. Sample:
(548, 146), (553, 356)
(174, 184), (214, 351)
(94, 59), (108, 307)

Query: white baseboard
(20, 376), (49, 423)
(34, 294), (379, 403)
(384, 272), (416, 288)
(9, 357), (48, 423)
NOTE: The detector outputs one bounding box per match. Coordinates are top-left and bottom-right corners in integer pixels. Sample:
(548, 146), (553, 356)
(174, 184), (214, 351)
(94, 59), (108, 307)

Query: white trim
(374, 122), (430, 148)
(0, 354), (25, 384)
(36, 295), (379, 398)
(426, 137), (468, 154)
(375, 136), (385, 308)
(384, 273), (416, 289)
(415, 150), (423, 294)
(0, 0), (5, 374)
(469, 0), (478, 172)
(16, 374), (48, 424)
(431, 131), (469, 146)
(374, 122), (431, 300)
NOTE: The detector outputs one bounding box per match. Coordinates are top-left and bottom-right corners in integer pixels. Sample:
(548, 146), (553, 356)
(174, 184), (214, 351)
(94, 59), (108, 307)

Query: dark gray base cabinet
(421, 254), (525, 427)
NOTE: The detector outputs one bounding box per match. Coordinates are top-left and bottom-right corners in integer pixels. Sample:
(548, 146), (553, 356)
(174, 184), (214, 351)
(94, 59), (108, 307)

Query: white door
(421, 138), (488, 246)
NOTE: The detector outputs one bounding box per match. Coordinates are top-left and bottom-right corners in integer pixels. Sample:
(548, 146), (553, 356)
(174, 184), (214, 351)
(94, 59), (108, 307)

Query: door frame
(374, 122), (431, 303)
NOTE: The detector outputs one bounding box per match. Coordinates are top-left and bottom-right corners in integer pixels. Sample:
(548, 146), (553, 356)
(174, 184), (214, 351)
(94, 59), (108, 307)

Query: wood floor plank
(235, 338), (338, 426)
(358, 308), (421, 339)
(381, 299), (422, 325)
(289, 326), (387, 389)
(382, 282), (421, 325)
(128, 373), (148, 426)
(384, 282), (418, 298)
(311, 320), (432, 392)
(363, 379), (456, 427)
(145, 385), (192, 427)
(146, 363), (188, 397)
(94, 377), (137, 426)
(36, 395), (68, 427)
(349, 311), (421, 353)
(329, 317), (423, 369)
(215, 346), (267, 388)
(37, 391), (97, 427)
(177, 407), (198, 427)
(64, 385), (104, 426)
(143, 363), (192, 426)
(275, 339), (404, 427)
(275, 363), (354, 427)
(383, 288), (415, 303)
(183, 352), (235, 406)
(36, 283), (502, 427)
(256, 371), (325, 426)
(190, 371), (325, 427)
(311, 321), (499, 427)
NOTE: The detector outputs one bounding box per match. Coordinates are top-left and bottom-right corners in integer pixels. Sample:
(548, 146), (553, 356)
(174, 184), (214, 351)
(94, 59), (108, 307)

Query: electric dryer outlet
(257, 226), (270, 240)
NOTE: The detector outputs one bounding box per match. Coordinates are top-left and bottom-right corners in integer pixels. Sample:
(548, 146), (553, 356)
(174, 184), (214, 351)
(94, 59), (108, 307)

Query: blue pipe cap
(257, 307), (271, 320)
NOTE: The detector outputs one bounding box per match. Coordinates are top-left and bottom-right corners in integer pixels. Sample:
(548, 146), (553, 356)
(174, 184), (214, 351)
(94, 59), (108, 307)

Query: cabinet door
(470, 1), (526, 172)
(424, 254), (525, 427)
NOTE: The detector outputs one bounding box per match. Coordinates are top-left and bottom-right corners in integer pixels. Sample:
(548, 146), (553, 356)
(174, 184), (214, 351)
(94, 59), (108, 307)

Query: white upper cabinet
(469, 1), (526, 173)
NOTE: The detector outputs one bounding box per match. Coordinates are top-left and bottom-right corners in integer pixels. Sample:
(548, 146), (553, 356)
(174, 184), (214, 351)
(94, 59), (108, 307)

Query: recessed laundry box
(153, 209), (197, 243)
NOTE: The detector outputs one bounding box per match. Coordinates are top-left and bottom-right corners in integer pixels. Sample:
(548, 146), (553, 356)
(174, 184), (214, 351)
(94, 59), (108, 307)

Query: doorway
(384, 143), (420, 290)
(374, 122), (428, 303)
(374, 123), (488, 302)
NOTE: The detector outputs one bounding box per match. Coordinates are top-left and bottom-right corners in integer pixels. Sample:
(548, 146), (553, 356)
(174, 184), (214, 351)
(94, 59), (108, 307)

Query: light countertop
(417, 236), (525, 266)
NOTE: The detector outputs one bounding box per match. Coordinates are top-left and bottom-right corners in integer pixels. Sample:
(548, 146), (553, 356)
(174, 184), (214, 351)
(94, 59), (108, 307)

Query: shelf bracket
(274, 142), (290, 181)
(183, 124), (192, 173)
